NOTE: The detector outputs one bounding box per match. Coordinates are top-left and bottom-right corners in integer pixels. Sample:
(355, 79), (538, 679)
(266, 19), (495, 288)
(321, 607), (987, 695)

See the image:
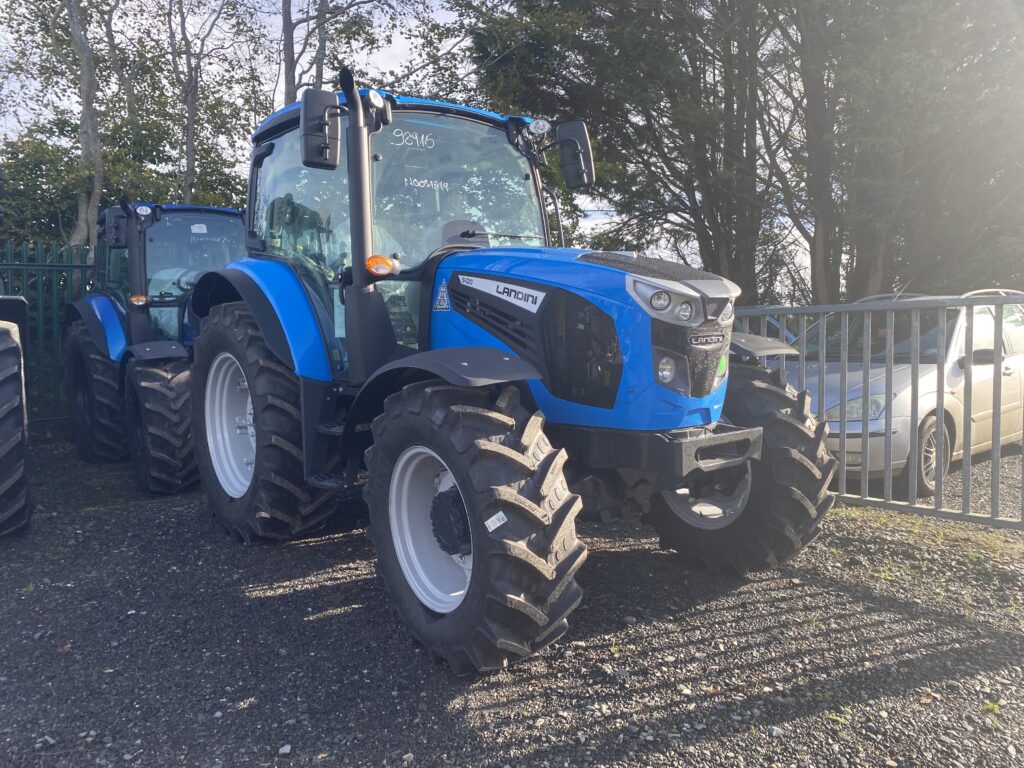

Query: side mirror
(300, 88), (342, 170)
(960, 348), (997, 367)
(555, 121), (595, 189)
(105, 208), (128, 249)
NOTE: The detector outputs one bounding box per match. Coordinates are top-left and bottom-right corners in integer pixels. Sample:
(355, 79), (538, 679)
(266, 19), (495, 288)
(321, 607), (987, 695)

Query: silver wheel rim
(922, 423), (947, 486)
(662, 462), (753, 531)
(922, 428), (937, 484)
(389, 446), (472, 614)
(205, 352), (255, 499)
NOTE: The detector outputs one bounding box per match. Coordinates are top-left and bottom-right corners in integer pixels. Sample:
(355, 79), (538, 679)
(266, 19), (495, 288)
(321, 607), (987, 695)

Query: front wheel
(191, 302), (336, 542)
(646, 364), (837, 574)
(364, 381), (587, 675)
(901, 413), (949, 499)
(65, 320), (127, 462)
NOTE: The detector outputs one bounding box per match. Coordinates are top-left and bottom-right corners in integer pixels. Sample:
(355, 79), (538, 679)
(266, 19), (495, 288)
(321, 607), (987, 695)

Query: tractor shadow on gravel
(3, 444), (1022, 766)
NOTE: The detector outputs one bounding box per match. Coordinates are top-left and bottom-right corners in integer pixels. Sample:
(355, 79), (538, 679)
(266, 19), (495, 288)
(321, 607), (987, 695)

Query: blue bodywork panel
(225, 258), (333, 382)
(429, 248), (727, 431)
(83, 294), (127, 361)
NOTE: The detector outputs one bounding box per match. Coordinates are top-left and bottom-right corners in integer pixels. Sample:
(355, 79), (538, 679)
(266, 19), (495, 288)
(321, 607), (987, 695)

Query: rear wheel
(364, 381), (587, 674)
(646, 364), (836, 574)
(65, 320), (127, 462)
(192, 302), (336, 542)
(0, 321), (31, 538)
(126, 358), (198, 495)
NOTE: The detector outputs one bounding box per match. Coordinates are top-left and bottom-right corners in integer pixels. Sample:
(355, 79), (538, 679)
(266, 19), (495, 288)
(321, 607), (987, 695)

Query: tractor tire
(66, 320), (127, 462)
(364, 381), (587, 675)
(0, 321), (31, 538)
(192, 302), (336, 542)
(126, 357), (199, 495)
(646, 363), (836, 574)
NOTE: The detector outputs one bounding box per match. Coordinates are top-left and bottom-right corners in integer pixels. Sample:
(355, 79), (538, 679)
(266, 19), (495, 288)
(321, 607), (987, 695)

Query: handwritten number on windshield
(391, 129), (435, 149)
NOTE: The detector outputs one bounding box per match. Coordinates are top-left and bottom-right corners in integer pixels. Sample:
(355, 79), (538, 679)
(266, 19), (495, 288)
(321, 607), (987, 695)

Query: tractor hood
(438, 247), (742, 306)
(430, 246), (741, 432)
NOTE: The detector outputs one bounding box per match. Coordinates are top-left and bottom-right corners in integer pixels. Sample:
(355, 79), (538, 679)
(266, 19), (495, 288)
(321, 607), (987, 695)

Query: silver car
(788, 290), (1024, 496)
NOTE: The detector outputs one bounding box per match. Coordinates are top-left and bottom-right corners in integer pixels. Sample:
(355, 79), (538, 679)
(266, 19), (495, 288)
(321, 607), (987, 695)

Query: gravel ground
(837, 447), (1023, 522)
(941, 449), (1023, 520)
(2, 443), (1023, 768)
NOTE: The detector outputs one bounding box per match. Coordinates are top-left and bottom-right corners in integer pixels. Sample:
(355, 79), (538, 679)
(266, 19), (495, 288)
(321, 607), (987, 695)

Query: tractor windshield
(144, 211), (247, 300)
(370, 112), (546, 266)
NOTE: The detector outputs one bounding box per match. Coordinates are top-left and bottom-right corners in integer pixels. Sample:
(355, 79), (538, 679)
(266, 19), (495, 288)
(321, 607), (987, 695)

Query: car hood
(783, 360), (939, 412)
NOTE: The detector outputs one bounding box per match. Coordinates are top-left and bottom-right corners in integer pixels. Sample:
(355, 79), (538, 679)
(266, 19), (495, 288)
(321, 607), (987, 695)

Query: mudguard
(338, 346), (541, 460)
(730, 332), (797, 359)
(68, 295), (127, 361)
(191, 259), (332, 382)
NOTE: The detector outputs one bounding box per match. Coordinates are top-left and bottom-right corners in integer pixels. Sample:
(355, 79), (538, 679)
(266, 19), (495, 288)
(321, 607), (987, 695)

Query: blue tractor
(64, 203), (246, 494)
(189, 71), (835, 673)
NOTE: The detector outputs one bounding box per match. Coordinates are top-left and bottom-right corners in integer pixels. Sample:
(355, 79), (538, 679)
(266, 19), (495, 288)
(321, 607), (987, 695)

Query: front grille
(541, 291), (622, 409)
(653, 318), (731, 397)
(450, 290), (540, 363)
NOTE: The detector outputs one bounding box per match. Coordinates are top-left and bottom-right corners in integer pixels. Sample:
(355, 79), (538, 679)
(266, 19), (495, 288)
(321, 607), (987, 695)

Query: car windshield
(802, 308), (959, 363)
(144, 211), (247, 299)
(370, 112), (546, 267)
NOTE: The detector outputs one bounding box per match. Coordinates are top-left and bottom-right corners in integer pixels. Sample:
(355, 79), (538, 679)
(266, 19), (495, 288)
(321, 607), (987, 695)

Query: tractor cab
(239, 81), (593, 382)
(95, 204), (246, 345)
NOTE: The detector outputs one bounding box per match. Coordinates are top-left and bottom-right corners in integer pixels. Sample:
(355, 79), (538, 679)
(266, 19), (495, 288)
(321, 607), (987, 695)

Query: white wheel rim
(205, 351), (255, 498)
(389, 446), (472, 614)
(662, 462), (753, 531)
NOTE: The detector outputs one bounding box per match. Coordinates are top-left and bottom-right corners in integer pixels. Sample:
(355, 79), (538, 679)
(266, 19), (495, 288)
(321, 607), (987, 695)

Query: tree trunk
(65, 0), (103, 250)
(282, 0), (297, 103)
(796, 0), (839, 305)
(313, 0), (329, 89)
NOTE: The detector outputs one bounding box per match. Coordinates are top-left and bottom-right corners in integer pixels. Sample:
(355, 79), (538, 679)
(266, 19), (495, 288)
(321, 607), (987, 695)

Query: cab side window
(104, 244), (130, 308)
(253, 127), (351, 282)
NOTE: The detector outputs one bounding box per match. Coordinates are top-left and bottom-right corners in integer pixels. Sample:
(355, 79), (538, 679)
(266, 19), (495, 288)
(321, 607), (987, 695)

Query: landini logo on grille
(689, 332), (726, 346)
(458, 275), (546, 313)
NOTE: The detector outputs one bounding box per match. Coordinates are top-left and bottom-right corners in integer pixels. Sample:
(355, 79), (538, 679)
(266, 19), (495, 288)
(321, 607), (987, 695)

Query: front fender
(339, 347), (541, 460)
(191, 259), (332, 382)
(730, 332), (797, 359)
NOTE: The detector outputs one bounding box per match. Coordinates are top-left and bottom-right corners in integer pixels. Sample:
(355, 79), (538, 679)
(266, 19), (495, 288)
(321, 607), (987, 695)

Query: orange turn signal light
(365, 254), (400, 277)
(129, 294), (148, 306)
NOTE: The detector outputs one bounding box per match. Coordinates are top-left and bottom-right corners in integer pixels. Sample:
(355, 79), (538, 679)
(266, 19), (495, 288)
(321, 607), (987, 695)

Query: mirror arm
(315, 104), (346, 163)
(543, 186), (565, 248)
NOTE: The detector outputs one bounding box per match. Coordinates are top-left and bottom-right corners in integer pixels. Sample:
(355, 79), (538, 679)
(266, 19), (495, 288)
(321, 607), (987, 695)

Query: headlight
(675, 301), (693, 321)
(649, 290), (672, 311)
(825, 394), (887, 422)
(657, 356), (676, 383)
(720, 300), (734, 321)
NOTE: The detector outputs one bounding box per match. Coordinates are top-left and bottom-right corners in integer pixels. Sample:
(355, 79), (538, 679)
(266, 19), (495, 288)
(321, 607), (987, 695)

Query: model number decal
(458, 275), (546, 314)
(391, 129), (435, 149)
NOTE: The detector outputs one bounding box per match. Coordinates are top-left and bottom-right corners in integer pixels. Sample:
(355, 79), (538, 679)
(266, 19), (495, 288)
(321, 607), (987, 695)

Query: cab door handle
(1003, 365), (1015, 377)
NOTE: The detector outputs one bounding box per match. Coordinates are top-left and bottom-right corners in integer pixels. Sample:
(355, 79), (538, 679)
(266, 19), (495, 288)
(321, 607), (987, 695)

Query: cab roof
(99, 203), (241, 219)
(253, 89), (527, 144)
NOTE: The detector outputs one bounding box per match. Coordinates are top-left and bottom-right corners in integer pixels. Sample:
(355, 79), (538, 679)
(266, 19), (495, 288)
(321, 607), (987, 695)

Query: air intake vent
(450, 288), (541, 364)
